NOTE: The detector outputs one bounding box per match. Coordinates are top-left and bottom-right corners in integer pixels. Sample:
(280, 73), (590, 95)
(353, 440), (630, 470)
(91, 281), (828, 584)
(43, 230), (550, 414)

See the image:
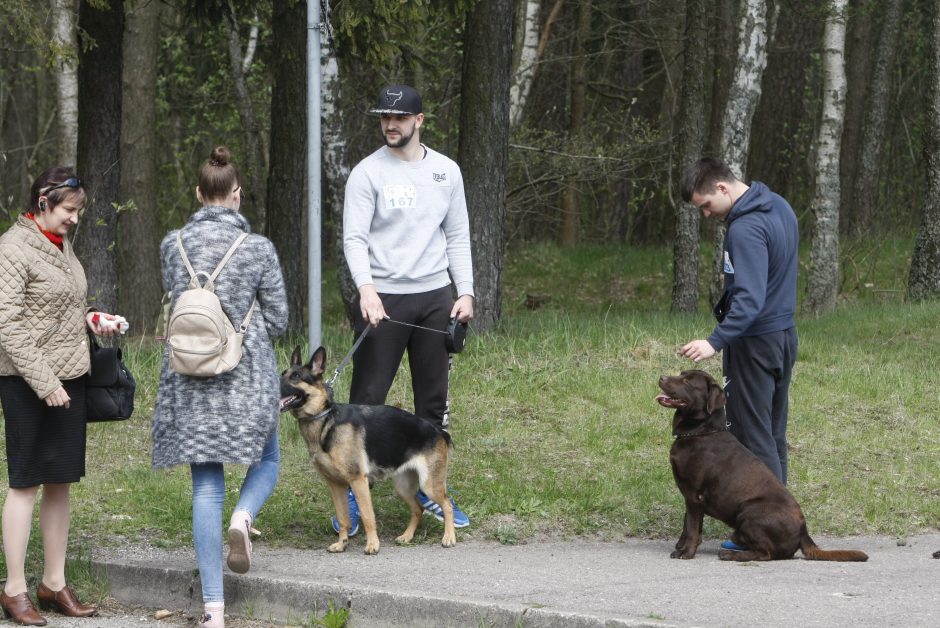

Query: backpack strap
(208, 233), (249, 283)
(238, 298), (257, 332)
(176, 231), (249, 288)
(176, 231), (257, 331)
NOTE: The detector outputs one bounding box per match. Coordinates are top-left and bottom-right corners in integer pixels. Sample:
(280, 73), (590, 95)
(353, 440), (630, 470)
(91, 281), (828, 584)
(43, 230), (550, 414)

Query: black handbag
(86, 335), (136, 422)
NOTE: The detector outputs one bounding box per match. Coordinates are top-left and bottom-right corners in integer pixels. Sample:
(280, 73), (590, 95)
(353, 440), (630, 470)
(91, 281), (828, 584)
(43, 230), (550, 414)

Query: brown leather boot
(35, 583), (96, 618)
(0, 591), (47, 626)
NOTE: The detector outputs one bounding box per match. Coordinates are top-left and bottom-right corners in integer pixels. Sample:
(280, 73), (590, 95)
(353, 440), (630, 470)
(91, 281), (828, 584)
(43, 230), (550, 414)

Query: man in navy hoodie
(678, 157), (799, 490)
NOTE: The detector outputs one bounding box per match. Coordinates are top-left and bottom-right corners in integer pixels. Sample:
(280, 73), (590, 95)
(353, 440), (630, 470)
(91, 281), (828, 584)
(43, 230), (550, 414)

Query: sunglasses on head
(44, 177), (82, 194)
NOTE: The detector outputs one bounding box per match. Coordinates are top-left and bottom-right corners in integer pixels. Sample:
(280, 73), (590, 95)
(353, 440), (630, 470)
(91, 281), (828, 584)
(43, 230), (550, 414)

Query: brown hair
(29, 166), (87, 213)
(198, 146), (240, 202)
(679, 157), (738, 203)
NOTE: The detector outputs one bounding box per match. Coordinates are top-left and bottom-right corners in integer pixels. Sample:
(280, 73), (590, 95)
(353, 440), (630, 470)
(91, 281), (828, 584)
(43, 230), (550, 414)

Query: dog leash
(381, 316), (448, 336)
(327, 315), (465, 389)
(327, 324), (371, 388)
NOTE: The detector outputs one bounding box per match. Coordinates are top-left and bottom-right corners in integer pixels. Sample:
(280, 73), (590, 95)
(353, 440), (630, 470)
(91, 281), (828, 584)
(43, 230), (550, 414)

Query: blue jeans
(190, 430), (280, 602)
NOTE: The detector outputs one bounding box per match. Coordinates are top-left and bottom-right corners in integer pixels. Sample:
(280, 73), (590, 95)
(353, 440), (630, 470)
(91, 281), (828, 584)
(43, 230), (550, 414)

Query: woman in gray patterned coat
(152, 146), (288, 628)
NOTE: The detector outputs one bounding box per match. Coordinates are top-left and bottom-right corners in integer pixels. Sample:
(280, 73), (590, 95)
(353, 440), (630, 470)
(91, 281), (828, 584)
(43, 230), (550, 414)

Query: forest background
(3, 0), (940, 334)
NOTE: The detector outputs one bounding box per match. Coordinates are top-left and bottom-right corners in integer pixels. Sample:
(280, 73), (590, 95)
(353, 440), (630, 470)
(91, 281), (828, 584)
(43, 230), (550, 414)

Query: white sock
(200, 602), (224, 628)
(229, 509), (251, 531)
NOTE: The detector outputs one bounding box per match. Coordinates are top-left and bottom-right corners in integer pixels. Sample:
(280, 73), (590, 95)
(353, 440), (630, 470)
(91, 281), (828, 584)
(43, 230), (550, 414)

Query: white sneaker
(226, 511), (253, 574)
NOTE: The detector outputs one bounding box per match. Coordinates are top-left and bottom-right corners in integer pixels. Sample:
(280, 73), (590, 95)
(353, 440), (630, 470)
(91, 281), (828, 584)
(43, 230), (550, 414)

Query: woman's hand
(44, 386), (70, 409)
(86, 311), (126, 337)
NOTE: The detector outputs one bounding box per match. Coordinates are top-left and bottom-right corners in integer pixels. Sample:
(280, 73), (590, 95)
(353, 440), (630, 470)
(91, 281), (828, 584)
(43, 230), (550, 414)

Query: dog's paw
(327, 539), (348, 553)
(670, 549), (695, 559)
(395, 533), (414, 545)
(364, 539), (380, 555)
(441, 532), (457, 548)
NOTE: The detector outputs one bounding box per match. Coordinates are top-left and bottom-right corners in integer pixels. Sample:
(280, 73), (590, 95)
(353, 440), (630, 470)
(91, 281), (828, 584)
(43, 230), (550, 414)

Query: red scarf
(25, 213), (64, 250)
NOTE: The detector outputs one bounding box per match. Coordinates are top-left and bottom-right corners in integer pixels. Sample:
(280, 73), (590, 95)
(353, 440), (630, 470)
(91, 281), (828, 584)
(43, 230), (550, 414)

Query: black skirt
(0, 375), (87, 488)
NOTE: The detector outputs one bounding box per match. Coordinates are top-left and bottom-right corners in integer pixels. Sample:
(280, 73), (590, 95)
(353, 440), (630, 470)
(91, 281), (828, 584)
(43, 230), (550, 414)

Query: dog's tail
(439, 428), (453, 448)
(799, 525), (868, 562)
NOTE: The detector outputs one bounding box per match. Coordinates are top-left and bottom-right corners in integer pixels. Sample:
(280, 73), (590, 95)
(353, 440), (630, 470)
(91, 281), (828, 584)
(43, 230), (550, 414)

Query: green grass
(2, 235), (938, 579)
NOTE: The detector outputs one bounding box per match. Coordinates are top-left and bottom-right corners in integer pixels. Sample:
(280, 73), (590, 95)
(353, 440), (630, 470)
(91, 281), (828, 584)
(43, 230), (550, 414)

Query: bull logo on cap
(385, 90), (403, 107)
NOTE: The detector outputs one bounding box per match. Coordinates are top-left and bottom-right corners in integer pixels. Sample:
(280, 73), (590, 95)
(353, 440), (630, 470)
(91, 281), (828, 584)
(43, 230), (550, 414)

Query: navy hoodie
(707, 181), (798, 352)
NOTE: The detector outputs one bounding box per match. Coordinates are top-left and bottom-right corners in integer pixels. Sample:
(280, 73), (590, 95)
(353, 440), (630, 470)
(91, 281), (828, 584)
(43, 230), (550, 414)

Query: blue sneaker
(721, 539), (748, 551)
(417, 489), (470, 528)
(331, 488), (360, 536)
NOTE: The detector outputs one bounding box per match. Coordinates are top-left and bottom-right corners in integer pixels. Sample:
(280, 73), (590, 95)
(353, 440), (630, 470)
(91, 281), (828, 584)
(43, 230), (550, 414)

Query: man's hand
(358, 284), (387, 327)
(44, 386), (70, 408)
(680, 339), (716, 363)
(450, 294), (474, 323)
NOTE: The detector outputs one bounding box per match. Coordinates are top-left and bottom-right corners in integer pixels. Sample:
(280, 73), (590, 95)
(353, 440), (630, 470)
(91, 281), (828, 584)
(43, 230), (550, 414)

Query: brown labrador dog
(657, 370), (868, 562)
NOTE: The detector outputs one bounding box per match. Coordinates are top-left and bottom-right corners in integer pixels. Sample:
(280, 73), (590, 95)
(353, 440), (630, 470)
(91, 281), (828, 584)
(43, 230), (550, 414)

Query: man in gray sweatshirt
(337, 84), (474, 534)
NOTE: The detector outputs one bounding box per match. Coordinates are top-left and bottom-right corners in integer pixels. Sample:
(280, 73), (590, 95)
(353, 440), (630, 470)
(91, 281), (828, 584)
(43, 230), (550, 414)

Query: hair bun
(209, 146), (231, 167)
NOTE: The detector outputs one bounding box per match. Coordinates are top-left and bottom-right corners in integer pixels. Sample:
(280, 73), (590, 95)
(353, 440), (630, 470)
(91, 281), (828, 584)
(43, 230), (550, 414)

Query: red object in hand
(91, 313), (100, 325)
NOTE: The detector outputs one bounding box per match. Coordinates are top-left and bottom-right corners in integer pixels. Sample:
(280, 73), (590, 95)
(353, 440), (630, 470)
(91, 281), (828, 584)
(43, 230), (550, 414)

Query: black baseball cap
(369, 84), (423, 115)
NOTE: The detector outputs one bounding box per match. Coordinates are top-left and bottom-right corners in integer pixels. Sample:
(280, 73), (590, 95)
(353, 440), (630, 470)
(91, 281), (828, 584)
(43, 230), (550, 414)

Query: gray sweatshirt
(343, 145), (474, 297)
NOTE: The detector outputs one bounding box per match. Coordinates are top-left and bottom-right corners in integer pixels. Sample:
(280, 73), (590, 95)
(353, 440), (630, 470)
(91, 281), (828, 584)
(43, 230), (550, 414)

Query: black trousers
(349, 286), (452, 428)
(722, 328), (798, 485)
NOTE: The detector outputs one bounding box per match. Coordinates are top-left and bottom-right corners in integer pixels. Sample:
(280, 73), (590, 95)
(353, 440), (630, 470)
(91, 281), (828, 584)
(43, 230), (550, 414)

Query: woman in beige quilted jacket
(0, 167), (124, 626)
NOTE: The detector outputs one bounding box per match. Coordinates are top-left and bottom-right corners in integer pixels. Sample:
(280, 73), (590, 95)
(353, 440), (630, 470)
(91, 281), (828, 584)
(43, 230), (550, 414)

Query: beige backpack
(167, 232), (257, 377)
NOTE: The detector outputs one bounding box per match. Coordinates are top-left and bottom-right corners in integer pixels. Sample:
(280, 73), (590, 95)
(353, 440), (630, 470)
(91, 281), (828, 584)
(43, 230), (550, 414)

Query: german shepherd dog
(279, 346), (456, 555)
(657, 370), (868, 562)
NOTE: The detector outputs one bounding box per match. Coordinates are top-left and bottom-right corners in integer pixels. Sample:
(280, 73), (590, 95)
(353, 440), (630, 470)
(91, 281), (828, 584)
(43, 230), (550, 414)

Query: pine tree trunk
(908, 0), (940, 301)
(805, 0), (849, 316)
(117, 0), (162, 334)
(559, 0), (591, 246)
(849, 0), (904, 236)
(52, 0), (78, 166)
(266, 0), (307, 335)
(838, 0), (875, 233)
(509, 0), (541, 129)
(458, 0), (513, 332)
(75, 0), (122, 312)
(223, 1), (267, 233)
(671, 0), (708, 314)
(712, 0), (771, 303)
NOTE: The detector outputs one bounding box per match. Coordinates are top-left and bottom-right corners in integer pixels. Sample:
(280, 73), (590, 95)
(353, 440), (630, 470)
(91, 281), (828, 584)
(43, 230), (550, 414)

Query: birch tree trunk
(52, 0), (78, 166)
(672, 0), (708, 314)
(322, 22), (357, 327)
(509, 0), (540, 129)
(908, 0), (940, 301)
(559, 0), (591, 246)
(223, 0), (267, 233)
(118, 0), (162, 334)
(805, 0), (849, 316)
(849, 0), (904, 236)
(712, 0), (770, 303)
(458, 0), (513, 332)
(266, 0), (306, 334)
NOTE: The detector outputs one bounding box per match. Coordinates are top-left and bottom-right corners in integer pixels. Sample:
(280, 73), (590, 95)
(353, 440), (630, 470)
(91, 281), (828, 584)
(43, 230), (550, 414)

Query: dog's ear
(290, 346), (303, 367)
(706, 379), (726, 414)
(307, 346), (326, 376)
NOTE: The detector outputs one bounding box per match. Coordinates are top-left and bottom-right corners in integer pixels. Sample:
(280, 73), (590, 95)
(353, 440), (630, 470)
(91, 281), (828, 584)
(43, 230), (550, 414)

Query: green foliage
(155, 2), (273, 228)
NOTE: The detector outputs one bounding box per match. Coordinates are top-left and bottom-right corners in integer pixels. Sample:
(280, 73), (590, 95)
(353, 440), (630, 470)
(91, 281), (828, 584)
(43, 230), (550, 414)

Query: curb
(93, 559), (676, 628)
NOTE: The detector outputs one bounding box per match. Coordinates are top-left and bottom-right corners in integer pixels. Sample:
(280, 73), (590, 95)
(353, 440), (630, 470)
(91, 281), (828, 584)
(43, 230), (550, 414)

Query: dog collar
(673, 424), (729, 440)
(297, 407), (333, 424)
